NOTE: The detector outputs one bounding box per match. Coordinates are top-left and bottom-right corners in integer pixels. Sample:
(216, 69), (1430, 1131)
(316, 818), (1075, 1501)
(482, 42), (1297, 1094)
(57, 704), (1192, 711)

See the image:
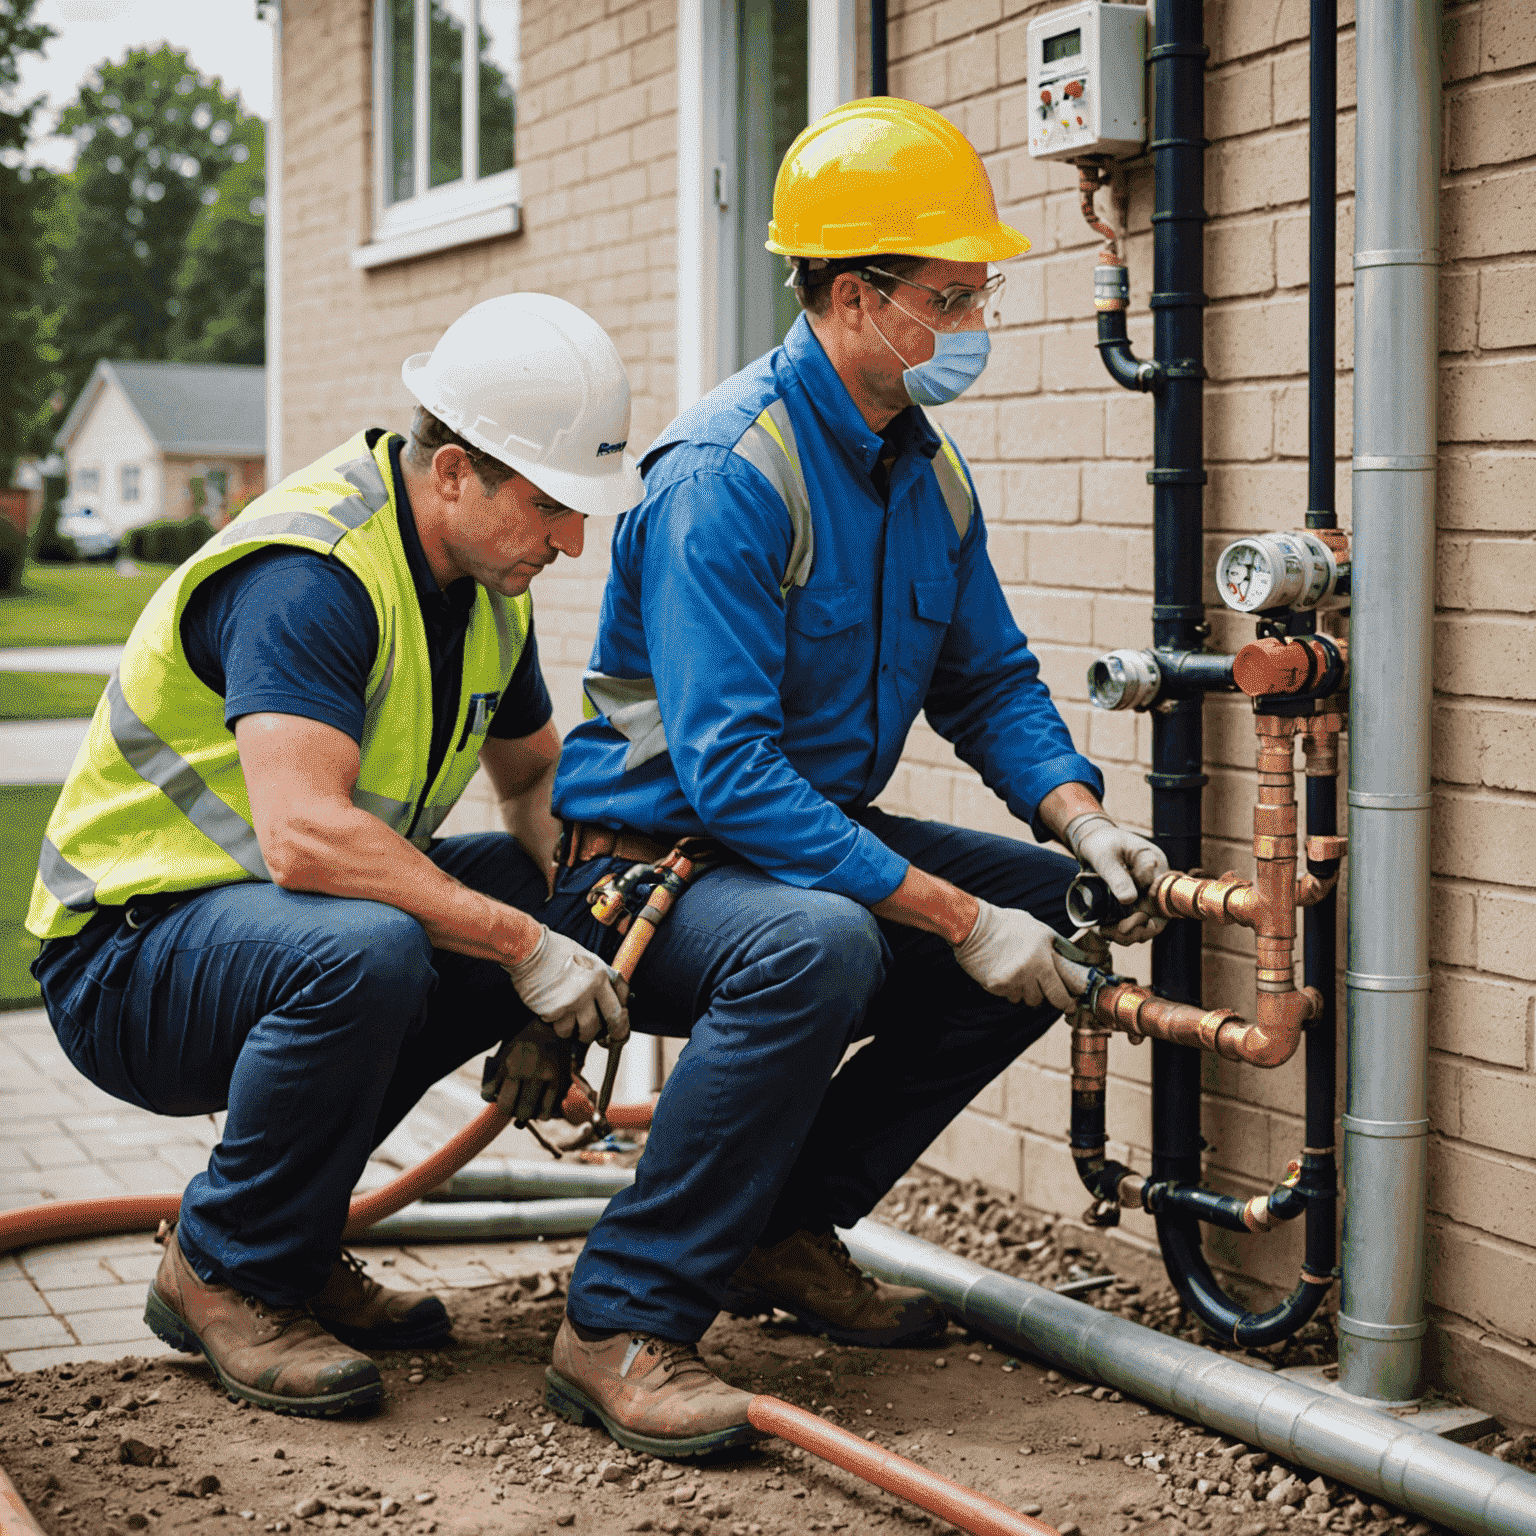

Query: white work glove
(1065, 812), (1170, 943)
(953, 899), (1075, 1013)
(504, 926), (630, 1045)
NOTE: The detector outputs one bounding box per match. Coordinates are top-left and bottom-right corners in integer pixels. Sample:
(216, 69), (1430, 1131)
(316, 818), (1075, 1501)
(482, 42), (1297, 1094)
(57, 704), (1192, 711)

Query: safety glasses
(857, 266), (1006, 324)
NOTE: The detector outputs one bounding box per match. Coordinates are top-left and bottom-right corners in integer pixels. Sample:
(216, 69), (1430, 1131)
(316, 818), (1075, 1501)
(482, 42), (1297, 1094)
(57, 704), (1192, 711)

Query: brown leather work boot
(144, 1229), (383, 1417)
(544, 1317), (765, 1458)
(309, 1251), (450, 1350)
(723, 1228), (945, 1346)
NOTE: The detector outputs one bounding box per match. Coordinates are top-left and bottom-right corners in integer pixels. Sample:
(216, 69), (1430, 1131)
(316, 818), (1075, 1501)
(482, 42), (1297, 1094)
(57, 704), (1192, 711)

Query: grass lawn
(0, 562), (174, 649)
(0, 785), (61, 1007)
(0, 671), (109, 721)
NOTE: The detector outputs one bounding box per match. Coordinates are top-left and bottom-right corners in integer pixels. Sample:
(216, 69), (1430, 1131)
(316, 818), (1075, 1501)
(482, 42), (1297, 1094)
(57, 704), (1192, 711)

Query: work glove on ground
(504, 926), (630, 1045)
(952, 899), (1076, 1013)
(1064, 812), (1170, 943)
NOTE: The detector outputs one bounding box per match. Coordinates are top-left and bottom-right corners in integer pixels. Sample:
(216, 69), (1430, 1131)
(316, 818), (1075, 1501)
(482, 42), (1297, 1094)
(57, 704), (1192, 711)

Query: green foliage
(50, 45), (266, 412)
(123, 515), (214, 566)
(26, 475), (73, 564)
(0, 671), (108, 722)
(0, 785), (62, 1005)
(0, 562), (174, 648)
(0, 518), (25, 595)
(0, 0), (58, 487)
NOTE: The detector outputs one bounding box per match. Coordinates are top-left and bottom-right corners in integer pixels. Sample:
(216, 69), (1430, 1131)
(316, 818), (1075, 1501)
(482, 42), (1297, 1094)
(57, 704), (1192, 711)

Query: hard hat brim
(495, 451), (645, 520)
(765, 220), (1032, 262)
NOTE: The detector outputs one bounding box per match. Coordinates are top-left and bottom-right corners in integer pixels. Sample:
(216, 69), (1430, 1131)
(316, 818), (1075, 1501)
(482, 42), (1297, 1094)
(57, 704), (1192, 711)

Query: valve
(1215, 530), (1350, 614)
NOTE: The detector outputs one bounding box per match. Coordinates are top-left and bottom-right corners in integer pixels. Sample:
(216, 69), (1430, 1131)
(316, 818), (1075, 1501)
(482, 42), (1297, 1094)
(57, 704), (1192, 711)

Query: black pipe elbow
(1097, 314), (1162, 393)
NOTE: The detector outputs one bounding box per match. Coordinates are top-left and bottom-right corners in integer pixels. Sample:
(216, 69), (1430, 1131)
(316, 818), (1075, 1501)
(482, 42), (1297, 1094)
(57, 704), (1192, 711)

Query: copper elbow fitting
(1152, 870), (1260, 927)
(1089, 980), (1321, 1068)
(1220, 986), (1323, 1069)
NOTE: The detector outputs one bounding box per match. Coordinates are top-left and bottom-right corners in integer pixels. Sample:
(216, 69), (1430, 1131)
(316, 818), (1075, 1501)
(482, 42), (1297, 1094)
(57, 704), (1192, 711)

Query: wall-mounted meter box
(1026, 2), (1147, 162)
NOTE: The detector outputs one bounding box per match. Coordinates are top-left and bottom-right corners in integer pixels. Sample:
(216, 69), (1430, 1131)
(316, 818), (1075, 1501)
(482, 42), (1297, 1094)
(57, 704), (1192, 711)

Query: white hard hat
(401, 293), (644, 519)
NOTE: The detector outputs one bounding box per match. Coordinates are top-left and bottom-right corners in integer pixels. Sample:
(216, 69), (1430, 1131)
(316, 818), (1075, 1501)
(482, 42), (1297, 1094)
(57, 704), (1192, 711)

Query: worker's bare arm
(235, 711), (544, 965)
(480, 721), (563, 894)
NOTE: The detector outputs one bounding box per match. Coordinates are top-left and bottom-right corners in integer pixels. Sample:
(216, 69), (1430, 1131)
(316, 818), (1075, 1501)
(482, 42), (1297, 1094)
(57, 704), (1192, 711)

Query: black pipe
(1096, 264), (1161, 391)
(1143, 1178), (1306, 1235)
(870, 0), (887, 97)
(1307, 0), (1337, 530)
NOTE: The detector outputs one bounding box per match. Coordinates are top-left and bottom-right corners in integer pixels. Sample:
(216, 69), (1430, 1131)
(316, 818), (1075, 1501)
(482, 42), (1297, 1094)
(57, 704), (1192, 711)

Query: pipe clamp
(1345, 972), (1431, 993)
(1335, 1313), (1429, 1342)
(1354, 247), (1441, 269)
(1353, 455), (1437, 472)
(1341, 1113), (1430, 1139)
(1346, 791), (1432, 810)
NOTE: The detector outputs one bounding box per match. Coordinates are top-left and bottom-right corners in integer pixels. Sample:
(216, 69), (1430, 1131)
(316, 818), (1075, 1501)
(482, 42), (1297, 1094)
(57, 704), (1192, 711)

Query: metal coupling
(1094, 262), (1130, 313)
(1088, 648), (1161, 711)
(1118, 1172), (1147, 1209)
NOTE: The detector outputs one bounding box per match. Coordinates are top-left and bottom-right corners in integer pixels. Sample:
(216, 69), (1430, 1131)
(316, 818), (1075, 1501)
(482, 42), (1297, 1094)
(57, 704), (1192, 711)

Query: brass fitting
(1232, 635), (1348, 699)
(1118, 1172), (1147, 1209)
(1071, 1024), (1111, 1095)
(1086, 979), (1321, 1067)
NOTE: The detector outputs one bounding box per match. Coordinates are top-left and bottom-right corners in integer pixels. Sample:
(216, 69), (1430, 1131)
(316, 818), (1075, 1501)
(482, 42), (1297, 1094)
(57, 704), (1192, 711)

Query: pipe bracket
(1347, 791), (1432, 810)
(1335, 1313), (1430, 1342)
(1354, 247), (1441, 269)
(1341, 1114), (1430, 1139)
(1353, 455), (1437, 473)
(1146, 467), (1208, 485)
(1345, 972), (1431, 993)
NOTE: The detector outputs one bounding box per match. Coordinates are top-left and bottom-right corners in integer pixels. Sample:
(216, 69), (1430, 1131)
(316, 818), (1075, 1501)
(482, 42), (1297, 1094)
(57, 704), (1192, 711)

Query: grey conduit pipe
(421, 1160), (636, 1202)
(1341, 0), (1439, 1403)
(350, 1197), (610, 1243)
(841, 1221), (1536, 1536)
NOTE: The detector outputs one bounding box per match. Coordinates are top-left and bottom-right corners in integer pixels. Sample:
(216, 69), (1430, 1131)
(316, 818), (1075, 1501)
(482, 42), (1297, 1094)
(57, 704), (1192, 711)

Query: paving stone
(17, 1257), (117, 1290)
(25, 1135), (90, 1169)
(64, 1306), (156, 1347)
(0, 1313), (73, 1350)
(0, 1281), (49, 1319)
(39, 1282), (141, 1313)
(3, 1338), (180, 1373)
(0, 1192), (52, 1213)
(0, 1142), (32, 1169)
(105, 1160), (185, 1193)
(28, 1166), (133, 1199)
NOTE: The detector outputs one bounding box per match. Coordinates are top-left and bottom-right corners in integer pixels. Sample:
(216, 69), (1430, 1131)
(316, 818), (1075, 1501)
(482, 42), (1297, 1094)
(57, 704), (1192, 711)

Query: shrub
(27, 478), (76, 564)
(124, 515), (216, 565)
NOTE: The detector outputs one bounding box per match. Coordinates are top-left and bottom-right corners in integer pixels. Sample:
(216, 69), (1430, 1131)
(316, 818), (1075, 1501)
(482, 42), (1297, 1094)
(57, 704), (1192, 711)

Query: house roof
(56, 360), (266, 458)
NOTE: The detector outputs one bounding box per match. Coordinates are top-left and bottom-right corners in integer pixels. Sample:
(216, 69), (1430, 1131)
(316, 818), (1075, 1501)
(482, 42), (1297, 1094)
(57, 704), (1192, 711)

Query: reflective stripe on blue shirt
(552, 312), (1103, 905)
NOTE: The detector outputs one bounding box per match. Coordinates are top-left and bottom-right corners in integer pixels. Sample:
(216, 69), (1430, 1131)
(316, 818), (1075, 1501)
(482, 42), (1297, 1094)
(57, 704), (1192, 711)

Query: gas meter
(1026, 2), (1147, 162)
(1215, 531), (1350, 614)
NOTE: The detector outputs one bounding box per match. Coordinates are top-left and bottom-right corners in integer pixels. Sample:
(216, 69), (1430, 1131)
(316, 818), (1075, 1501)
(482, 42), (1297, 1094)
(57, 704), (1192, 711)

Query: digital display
(1043, 27), (1082, 63)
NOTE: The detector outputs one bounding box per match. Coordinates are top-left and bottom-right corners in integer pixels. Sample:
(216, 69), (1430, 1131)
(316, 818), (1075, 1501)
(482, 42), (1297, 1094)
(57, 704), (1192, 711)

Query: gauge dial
(1218, 541), (1274, 613)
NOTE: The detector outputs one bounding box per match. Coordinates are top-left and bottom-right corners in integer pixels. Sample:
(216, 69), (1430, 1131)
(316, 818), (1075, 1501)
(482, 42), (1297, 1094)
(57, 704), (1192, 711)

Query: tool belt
(561, 821), (674, 868)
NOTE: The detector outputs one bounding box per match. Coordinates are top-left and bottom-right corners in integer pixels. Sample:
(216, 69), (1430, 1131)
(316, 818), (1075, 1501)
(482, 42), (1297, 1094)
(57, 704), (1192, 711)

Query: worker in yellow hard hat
(542, 99), (1168, 1458)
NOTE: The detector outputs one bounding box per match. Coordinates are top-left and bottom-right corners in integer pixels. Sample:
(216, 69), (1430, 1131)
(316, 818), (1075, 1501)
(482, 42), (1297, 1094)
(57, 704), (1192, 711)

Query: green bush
(0, 517), (24, 595)
(124, 515), (215, 566)
(27, 478), (76, 564)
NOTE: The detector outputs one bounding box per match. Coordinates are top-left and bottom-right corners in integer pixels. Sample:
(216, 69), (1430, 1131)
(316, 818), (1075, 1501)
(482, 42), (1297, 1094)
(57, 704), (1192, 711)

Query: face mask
(867, 293), (991, 407)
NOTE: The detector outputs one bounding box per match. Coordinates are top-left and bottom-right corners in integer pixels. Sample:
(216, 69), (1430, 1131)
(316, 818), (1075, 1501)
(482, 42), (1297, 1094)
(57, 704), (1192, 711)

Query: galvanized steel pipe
(841, 1221), (1536, 1536)
(350, 1197), (611, 1243)
(1343, 0), (1440, 1404)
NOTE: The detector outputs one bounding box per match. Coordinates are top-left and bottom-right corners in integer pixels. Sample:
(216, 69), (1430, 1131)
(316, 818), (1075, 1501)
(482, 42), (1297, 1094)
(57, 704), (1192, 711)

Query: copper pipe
(1088, 978), (1321, 1068)
(747, 1397), (1060, 1536)
(1075, 160), (1119, 257)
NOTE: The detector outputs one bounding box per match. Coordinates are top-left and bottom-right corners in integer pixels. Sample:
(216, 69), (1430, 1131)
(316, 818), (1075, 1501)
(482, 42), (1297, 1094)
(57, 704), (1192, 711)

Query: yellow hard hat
(766, 97), (1030, 263)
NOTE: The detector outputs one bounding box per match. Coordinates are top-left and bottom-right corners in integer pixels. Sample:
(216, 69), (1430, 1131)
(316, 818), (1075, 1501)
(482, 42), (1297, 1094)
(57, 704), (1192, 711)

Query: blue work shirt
(552, 313), (1102, 905)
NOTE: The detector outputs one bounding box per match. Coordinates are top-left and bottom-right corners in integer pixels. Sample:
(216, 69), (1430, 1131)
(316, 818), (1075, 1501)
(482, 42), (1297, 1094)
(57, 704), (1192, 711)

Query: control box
(1026, 2), (1147, 162)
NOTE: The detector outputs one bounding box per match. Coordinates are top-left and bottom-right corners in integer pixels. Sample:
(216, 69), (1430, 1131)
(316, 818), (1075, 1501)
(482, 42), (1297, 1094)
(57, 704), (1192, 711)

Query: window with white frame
(75, 467), (100, 495)
(120, 464), (141, 502)
(361, 0), (521, 265)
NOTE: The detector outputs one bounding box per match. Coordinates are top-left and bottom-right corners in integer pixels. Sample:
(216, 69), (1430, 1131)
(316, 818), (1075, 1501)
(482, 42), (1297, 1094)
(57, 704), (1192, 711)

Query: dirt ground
(2, 1170), (1529, 1536)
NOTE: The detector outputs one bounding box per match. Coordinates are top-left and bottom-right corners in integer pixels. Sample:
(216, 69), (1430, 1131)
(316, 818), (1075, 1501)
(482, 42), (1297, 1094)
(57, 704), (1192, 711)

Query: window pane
(477, 0), (519, 176)
(429, 0), (468, 188)
(386, 0), (415, 204)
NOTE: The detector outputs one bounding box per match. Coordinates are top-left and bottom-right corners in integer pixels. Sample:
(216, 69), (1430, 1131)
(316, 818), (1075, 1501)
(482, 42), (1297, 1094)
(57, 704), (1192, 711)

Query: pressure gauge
(1215, 531), (1345, 614)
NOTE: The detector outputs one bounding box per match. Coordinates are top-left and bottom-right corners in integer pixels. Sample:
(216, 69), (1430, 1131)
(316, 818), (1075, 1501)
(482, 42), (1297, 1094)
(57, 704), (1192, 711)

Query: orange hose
(0, 1463), (48, 1536)
(747, 1397), (1060, 1536)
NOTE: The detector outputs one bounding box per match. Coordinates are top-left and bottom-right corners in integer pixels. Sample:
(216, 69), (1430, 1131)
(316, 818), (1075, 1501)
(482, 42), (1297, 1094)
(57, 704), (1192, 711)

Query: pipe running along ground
(748, 1397), (1059, 1536)
(842, 1221), (1536, 1536)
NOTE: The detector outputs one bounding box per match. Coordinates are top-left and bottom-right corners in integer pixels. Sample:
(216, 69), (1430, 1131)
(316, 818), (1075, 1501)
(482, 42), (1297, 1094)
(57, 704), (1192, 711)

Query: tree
(51, 45), (265, 409)
(0, 0), (57, 487)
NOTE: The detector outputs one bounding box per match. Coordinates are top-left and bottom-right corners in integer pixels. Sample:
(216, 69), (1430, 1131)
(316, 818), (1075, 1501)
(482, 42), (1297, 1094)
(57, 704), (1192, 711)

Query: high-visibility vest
(27, 430), (530, 941)
(583, 400), (973, 771)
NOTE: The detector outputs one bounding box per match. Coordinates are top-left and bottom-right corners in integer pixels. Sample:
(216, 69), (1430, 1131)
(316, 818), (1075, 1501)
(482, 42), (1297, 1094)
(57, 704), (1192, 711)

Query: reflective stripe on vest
(37, 838), (97, 913)
(584, 406), (975, 773)
(105, 670), (271, 879)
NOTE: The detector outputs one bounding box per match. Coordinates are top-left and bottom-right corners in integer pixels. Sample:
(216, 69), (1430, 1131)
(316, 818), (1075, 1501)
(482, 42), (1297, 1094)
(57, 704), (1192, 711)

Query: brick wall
(276, 0), (676, 723)
(865, 0), (1536, 1420)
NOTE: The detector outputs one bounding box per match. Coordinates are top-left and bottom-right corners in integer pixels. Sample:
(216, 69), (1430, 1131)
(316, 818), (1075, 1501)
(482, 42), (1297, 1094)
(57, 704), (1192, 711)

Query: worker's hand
(953, 899), (1074, 1013)
(1065, 814), (1169, 943)
(489, 1020), (573, 1121)
(504, 926), (630, 1044)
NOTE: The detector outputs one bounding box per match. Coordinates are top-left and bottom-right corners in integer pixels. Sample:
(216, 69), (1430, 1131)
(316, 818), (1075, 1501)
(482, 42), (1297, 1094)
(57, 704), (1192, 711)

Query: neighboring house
(54, 360), (267, 538)
(268, 0), (1536, 1423)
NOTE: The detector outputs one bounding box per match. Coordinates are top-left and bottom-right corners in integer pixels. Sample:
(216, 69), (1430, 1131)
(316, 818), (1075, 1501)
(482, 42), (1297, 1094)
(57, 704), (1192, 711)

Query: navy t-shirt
(179, 432), (553, 791)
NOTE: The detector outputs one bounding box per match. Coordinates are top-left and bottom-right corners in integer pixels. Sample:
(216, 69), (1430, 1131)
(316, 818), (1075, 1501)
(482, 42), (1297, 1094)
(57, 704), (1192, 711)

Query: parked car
(57, 507), (118, 560)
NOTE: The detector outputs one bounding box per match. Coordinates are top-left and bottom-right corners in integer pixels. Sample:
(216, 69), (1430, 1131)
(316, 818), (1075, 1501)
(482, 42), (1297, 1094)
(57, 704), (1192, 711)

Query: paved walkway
(0, 718), (92, 784)
(0, 644), (123, 674)
(0, 1006), (590, 1374)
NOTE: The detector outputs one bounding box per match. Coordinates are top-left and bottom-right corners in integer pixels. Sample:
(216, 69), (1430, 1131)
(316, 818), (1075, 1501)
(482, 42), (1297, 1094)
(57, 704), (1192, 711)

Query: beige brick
(1205, 460), (1309, 533)
(1440, 452), (1536, 532)
(921, 1109), (1024, 1197)
(1028, 526), (1129, 588)
(1207, 217), (1275, 299)
(1478, 263), (1536, 350)
(1208, 129), (1310, 217)
(1444, 166), (1536, 262)
(998, 397), (1104, 460)
(1481, 0), (1536, 71)
(1428, 1057), (1462, 1140)
(1271, 45), (1312, 126)
(1477, 890), (1536, 983)
(1206, 387), (1275, 461)
(1081, 460), (1151, 526)
(972, 326), (1041, 396)
(1441, 269), (1480, 355)
(1451, 76), (1536, 172)
(1007, 586), (1092, 645)
(1429, 1140), (1536, 1246)
(1208, 60), (1272, 140)
(1092, 591), (1153, 649)
(1427, 1222), (1536, 1347)
(1206, 0), (1282, 66)
(1435, 617), (1536, 701)
(1206, 295), (1309, 382)
(1430, 970), (1530, 1068)
(933, 0), (1001, 45)
(1022, 1129), (1092, 1218)
(1087, 706), (1137, 765)
(1459, 1065), (1536, 1159)
(1429, 881), (1478, 968)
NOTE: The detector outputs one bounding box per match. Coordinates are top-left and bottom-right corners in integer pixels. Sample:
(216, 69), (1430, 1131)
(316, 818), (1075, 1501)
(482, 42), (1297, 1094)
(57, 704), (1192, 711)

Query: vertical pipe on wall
(263, 2), (283, 481)
(1339, 0), (1440, 1404)
(870, 0), (887, 97)
(808, 0), (856, 119)
(1145, 0), (1210, 1283)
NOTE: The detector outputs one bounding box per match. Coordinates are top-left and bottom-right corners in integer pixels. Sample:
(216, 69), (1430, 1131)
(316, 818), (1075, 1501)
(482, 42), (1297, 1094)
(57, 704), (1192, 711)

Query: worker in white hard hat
(25, 293), (644, 1417)
(539, 100), (1169, 1457)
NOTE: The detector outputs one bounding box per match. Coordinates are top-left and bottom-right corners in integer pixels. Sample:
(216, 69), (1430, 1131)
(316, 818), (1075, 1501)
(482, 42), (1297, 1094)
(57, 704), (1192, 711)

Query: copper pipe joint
(1233, 637), (1348, 699)
(1296, 870), (1339, 907)
(1307, 835), (1347, 862)
(1118, 1173), (1147, 1209)
(1242, 1195), (1276, 1232)
(1071, 1026), (1111, 1093)
(1089, 980), (1321, 1068)
(1152, 870), (1258, 926)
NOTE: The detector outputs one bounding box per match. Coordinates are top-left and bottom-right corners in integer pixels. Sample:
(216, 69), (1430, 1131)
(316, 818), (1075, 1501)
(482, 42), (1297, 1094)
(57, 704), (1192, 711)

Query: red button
(1040, 88), (1052, 104)
(1064, 79), (1084, 99)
